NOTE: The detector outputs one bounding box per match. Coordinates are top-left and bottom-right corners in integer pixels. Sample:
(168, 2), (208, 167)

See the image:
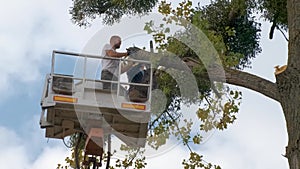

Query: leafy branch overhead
(70, 0), (158, 26)
(148, 0), (262, 69)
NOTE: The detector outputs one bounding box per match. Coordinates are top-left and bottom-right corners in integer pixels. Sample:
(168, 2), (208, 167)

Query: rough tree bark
(207, 64), (280, 101)
(276, 0), (300, 168)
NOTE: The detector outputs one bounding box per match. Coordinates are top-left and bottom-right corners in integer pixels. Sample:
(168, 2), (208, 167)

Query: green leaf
(165, 27), (170, 33)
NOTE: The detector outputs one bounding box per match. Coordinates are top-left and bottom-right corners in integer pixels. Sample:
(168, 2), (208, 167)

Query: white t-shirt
(101, 44), (120, 76)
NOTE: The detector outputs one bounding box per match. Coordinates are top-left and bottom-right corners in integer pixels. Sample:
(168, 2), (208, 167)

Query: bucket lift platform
(40, 50), (152, 148)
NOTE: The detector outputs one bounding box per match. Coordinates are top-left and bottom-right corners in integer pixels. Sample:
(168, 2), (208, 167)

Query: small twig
(204, 95), (213, 108)
(124, 147), (141, 169)
(276, 26), (289, 42)
(166, 111), (193, 153)
(149, 112), (165, 130)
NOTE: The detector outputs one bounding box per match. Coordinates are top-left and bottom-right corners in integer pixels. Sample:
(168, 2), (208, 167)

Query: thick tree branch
(183, 58), (280, 101)
(225, 68), (279, 101)
(129, 50), (280, 101)
(208, 64), (280, 101)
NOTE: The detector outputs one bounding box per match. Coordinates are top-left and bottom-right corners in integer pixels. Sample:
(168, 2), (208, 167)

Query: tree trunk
(277, 71), (300, 169)
(276, 0), (300, 169)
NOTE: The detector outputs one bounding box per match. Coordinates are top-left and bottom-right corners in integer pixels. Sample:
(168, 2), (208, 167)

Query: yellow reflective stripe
(53, 96), (78, 103)
(121, 103), (146, 110)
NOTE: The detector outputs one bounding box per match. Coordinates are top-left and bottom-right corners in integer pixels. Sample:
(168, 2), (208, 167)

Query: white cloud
(146, 146), (189, 169)
(0, 0), (101, 100)
(30, 146), (69, 169)
(0, 128), (28, 168)
(0, 126), (69, 169)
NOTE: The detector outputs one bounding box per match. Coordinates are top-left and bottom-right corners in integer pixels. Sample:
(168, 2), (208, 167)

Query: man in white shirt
(101, 35), (128, 90)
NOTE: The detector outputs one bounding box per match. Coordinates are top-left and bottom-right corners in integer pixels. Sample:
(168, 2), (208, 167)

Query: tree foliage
(70, 0), (158, 26)
(196, 0), (262, 68)
(256, 0), (288, 39)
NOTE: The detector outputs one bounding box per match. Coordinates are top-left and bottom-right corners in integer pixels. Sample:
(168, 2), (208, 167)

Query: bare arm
(106, 50), (128, 58)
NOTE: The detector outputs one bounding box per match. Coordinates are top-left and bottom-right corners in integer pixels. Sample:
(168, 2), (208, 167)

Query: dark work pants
(101, 70), (118, 90)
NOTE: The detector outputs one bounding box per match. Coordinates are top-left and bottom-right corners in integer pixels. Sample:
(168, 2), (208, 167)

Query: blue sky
(0, 0), (290, 168)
